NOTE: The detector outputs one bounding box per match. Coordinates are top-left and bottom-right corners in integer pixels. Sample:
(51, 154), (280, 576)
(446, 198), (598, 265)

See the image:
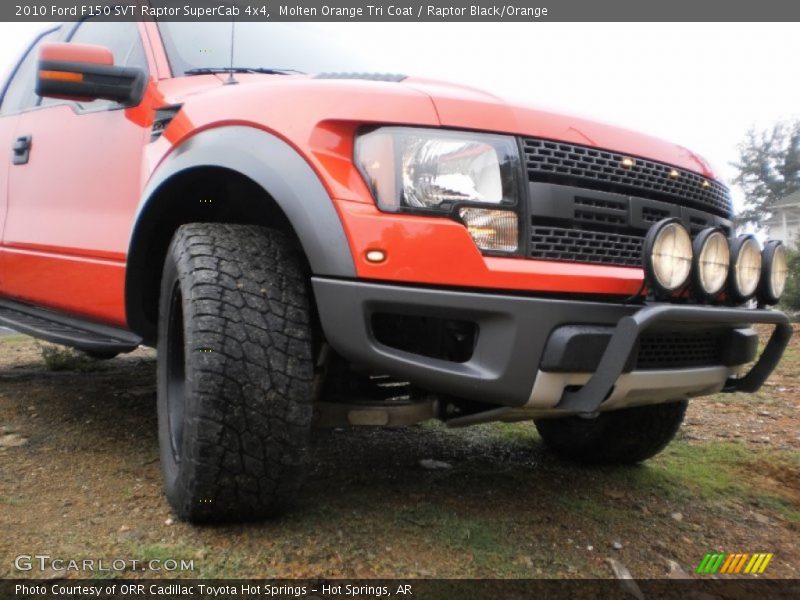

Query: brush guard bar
(557, 305), (792, 414)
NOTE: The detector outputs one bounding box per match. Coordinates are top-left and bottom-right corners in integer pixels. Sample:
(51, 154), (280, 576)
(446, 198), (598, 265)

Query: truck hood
(403, 76), (717, 179)
(157, 73), (717, 180)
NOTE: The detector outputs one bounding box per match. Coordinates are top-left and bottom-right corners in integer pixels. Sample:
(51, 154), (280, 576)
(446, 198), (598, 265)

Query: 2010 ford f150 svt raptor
(0, 19), (791, 522)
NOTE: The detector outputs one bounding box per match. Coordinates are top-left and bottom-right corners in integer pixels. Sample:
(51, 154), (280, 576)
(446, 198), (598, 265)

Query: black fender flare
(125, 125), (356, 339)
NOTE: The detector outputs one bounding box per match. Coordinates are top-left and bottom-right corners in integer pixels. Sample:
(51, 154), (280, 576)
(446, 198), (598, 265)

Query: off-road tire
(157, 223), (314, 522)
(534, 401), (687, 464)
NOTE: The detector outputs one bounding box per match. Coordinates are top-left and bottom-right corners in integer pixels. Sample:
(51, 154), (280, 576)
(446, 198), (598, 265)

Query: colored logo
(697, 552), (773, 575)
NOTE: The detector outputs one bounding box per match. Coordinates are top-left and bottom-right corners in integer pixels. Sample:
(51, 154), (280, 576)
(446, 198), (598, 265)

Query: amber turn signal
(39, 70), (83, 82)
(365, 250), (387, 263)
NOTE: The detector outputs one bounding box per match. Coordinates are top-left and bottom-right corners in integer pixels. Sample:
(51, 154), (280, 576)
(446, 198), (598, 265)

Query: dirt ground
(1, 325), (798, 580)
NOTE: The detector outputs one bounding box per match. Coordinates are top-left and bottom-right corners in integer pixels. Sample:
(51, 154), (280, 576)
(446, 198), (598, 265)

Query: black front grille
(523, 138), (732, 218)
(525, 179), (731, 268)
(636, 331), (725, 369)
(530, 226), (643, 267)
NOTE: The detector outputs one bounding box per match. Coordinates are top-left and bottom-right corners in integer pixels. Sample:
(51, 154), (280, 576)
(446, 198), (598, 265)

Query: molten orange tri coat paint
(0, 24), (723, 329)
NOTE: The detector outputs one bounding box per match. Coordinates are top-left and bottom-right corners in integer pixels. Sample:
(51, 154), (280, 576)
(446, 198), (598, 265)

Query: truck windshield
(157, 23), (375, 76)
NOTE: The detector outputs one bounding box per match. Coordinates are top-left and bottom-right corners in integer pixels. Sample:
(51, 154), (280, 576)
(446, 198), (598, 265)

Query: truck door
(0, 27), (60, 293)
(3, 22), (153, 327)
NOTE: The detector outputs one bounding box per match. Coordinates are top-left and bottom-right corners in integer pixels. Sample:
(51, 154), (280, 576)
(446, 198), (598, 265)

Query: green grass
(727, 390), (785, 407)
(778, 343), (800, 364)
(653, 441), (750, 498)
(552, 494), (627, 526)
(0, 334), (33, 346)
(123, 542), (202, 577)
(419, 420), (539, 451)
(134, 543), (194, 562)
(37, 342), (108, 372)
(751, 494), (800, 523)
(606, 440), (800, 521)
(197, 553), (248, 579)
(538, 438), (800, 536)
(394, 503), (531, 576)
(485, 422), (540, 445)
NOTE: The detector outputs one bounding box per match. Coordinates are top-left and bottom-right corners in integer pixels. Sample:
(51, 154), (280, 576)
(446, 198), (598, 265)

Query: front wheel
(157, 223), (315, 522)
(534, 401), (687, 464)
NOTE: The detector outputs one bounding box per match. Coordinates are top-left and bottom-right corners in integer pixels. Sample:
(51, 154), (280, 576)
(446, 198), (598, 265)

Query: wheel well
(126, 166), (305, 345)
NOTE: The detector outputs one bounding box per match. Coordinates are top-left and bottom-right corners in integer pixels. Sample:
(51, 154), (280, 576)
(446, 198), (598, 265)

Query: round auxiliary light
(643, 218), (693, 295)
(692, 228), (730, 299)
(759, 240), (789, 305)
(729, 235), (762, 302)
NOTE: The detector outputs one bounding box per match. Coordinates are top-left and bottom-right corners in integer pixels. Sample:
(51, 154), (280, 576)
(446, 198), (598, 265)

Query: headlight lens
(730, 235), (762, 301)
(693, 229), (730, 298)
(759, 240), (788, 305)
(644, 219), (693, 293)
(356, 127), (520, 212)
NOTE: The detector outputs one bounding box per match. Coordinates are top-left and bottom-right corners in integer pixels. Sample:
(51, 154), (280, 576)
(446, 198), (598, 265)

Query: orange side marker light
(40, 70), (83, 82)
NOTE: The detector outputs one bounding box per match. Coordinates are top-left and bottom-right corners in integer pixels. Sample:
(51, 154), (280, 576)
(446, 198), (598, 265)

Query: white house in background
(764, 190), (800, 249)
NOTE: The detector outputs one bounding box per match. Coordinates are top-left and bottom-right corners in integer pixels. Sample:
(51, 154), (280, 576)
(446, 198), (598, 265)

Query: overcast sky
(1, 22), (799, 214)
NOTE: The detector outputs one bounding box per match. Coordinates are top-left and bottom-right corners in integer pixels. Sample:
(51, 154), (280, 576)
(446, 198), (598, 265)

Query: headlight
(759, 240), (788, 305)
(692, 228), (730, 299)
(643, 218), (693, 295)
(355, 127), (521, 212)
(729, 235), (762, 302)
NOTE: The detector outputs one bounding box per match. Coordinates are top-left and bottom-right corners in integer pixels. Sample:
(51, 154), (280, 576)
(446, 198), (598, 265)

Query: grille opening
(635, 331), (725, 369)
(689, 216), (710, 231)
(642, 206), (671, 224)
(573, 196), (628, 228)
(371, 313), (478, 363)
(574, 196), (627, 211)
(530, 225), (644, 267)
(574, 210), (627, 226)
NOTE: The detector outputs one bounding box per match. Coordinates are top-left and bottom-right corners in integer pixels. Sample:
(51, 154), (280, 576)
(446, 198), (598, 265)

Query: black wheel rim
(165, 282), (187, 463)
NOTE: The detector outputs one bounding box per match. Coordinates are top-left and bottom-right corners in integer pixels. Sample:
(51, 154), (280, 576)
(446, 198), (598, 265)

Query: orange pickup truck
(0, 20), (791, 522)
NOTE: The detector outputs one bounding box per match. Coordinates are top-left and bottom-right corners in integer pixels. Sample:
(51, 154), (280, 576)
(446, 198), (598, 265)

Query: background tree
(782, 247), (800, 312)
(732, 121), (800, 227)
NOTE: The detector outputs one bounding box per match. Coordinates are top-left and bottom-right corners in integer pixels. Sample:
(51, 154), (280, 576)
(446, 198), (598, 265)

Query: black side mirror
(35, 42), (146, 106)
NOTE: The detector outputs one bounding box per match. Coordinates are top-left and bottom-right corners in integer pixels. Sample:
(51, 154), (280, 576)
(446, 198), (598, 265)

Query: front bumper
(312, 277), (791, 414)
